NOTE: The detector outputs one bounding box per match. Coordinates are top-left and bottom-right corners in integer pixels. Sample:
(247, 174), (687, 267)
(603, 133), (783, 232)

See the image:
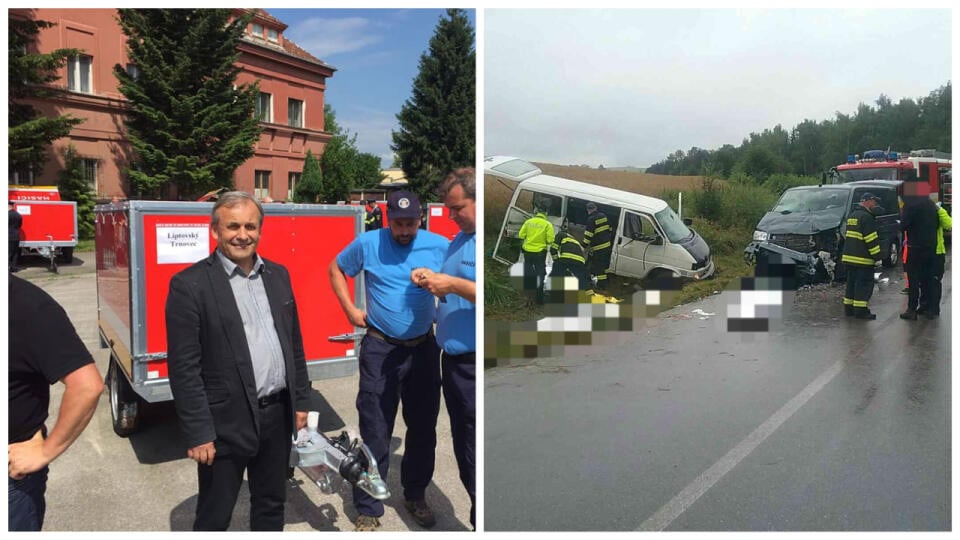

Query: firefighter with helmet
(841, 192), (882, 319)
(549, 222), (592, 301)
(583, 201), (613, 292)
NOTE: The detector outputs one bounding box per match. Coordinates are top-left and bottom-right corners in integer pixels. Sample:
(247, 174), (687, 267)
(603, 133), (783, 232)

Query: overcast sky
(484, 9), (952, 169)
(271, 8), (476, 168)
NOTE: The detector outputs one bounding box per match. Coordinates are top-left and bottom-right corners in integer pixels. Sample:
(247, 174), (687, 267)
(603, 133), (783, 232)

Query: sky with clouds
(270, 8), (476, 169)
(485, 9), (952, 169)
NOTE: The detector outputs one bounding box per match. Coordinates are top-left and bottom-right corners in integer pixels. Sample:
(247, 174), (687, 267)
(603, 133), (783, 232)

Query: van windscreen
(655, 207), (693, 243)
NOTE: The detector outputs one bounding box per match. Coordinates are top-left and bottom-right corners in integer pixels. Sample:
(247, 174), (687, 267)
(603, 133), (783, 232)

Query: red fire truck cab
(830, 149), (952, 215)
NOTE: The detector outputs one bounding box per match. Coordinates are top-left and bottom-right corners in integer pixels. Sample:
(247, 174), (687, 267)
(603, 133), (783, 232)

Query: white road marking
(638, 359), (846, 531)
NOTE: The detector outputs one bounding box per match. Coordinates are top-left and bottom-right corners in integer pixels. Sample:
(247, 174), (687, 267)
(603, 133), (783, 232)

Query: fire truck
(830, 149), (952, 215)
(9, 185), (79, 271)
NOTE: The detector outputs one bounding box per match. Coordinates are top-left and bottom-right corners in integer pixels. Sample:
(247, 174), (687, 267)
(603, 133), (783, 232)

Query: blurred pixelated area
(485, 255), (806, 363)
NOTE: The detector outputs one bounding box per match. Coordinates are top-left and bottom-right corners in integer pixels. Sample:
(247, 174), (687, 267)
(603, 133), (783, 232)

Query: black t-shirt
(9, 275), (95, 443)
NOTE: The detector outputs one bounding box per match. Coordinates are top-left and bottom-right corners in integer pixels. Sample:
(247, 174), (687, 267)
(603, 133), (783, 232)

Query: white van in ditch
(487, 156), (715, 282)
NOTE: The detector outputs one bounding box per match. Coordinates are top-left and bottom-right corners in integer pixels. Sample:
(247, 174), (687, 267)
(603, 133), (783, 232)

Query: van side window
(623, 211), (658, 241)
(515, 189), (536, 214)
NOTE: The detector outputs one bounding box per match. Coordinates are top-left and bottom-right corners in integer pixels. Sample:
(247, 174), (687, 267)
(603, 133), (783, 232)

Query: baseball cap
(387, 190), (422, 220)
(860, 192), (880, 203)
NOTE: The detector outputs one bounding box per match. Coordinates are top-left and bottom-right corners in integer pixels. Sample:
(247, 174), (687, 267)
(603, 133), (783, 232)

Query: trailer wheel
(108, 358), (140, 437)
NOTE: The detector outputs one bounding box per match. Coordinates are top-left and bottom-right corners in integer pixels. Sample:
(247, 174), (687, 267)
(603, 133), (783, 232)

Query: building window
(9, 164), (35, 186)
(288, 99), (304, 128)
(267, 28), (279, 43)
(125, 63), (142, 80)
(251, 22), (264, 39)
(68, 55), (93, 93)
(288, 172), (301, 200)
(256, 92), (272, 123)
(79, 158), (99, 194)
(254, 170), (270, 200)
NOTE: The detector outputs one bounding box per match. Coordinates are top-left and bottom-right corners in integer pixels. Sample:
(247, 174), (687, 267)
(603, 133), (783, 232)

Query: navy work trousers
(441, 350), (476, 528)
(354, 332), (441, 517)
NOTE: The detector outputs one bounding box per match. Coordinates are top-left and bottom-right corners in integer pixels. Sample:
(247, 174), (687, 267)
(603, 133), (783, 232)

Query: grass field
(484, 162), (754, 321)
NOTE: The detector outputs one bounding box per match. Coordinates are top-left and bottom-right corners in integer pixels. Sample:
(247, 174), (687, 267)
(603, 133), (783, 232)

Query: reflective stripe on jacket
(550, 233), (586, 264)
(841, 205), (880, 267)
(584, 211), (612, 252)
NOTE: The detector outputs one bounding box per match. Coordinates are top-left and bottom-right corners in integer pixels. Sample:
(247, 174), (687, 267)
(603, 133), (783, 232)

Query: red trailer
(9, 186), (79, 270)
(426, 202), (460, 241)
(96, 200), (364, 436)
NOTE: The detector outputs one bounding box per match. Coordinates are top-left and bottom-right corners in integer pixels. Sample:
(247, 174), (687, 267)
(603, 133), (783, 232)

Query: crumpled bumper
(744, 241), (833, 286)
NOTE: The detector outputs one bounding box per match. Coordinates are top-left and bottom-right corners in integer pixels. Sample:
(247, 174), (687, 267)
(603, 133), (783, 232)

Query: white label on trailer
(147, 370), (159, 380)
(431, 206), (444, 217)
(17, 205), (31, 216)
(156, 224), (209, 264)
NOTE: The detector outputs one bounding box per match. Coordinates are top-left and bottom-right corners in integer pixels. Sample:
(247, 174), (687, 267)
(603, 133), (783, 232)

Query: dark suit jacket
(166, 252), (310, 456)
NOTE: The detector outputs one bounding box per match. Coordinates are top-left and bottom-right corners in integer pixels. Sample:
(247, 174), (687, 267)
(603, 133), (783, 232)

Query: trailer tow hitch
(291, 412), (390, 500)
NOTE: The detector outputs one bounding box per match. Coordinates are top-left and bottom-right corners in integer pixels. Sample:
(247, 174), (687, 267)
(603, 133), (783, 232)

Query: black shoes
(899, 311), (918, 320)
(844, 305), (855, 317)
(854, 311), (877, 320)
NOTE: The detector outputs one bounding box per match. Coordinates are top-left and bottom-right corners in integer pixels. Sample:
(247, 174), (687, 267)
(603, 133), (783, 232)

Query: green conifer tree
(8, 14), (84, 179)
(391, 9), (475, 201)
(294, 149), (323, 203)
(114, 9), (262, 199)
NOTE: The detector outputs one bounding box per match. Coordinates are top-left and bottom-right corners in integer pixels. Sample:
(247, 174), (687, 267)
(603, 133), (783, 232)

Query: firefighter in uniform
(518, 203), (555, 304)
(364, 200), (383, 231)
(548, 226), (592, 301)
(841, 193), (882, 320)
(583, 202), (613, 291)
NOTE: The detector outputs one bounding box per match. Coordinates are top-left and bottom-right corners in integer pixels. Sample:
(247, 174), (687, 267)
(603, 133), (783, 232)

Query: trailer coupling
(292, 412), (390, 500)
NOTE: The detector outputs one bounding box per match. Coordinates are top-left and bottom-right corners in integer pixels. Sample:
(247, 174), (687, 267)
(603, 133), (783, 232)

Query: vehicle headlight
(753, 230), (768, 242)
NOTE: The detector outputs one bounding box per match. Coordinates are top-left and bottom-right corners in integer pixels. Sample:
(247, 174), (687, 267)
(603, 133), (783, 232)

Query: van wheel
(107, 358), (140, 437)
(881, 241), (898, 268)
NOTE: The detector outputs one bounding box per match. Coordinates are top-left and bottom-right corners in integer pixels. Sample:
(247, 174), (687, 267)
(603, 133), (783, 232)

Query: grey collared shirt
(216, 250), (287, 398)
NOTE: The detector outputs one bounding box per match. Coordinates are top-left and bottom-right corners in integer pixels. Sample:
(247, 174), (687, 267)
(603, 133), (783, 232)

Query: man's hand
(8, 430), (49, 480)
(347, 306), (368, 328)
(296, 411), (308, 431)
(187, 441), (216, 466)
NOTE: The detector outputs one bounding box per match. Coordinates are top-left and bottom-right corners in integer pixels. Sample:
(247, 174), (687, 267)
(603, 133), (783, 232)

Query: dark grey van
(744, 180), (902, 281)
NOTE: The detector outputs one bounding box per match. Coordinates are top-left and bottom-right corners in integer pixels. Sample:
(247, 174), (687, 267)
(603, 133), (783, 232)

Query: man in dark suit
(166, 191), (311, 531)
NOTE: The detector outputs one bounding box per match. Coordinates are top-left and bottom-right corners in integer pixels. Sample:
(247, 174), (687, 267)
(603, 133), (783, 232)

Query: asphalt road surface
(486, 261), (950, 531)
(15, 253), (471, 532)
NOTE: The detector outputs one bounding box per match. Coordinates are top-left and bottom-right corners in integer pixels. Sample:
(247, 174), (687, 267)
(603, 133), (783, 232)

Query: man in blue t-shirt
(329, 189), (449, 531)
(411, 168), (476, 529)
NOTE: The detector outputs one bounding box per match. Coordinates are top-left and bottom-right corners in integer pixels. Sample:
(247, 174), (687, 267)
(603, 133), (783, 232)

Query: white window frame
(254, 170), (271, 200)
(125, 63), (142, 80)
(251, 22), (264, 39)
(267, 28), (279, 43)
(79, 158), (99, 194)
(68, 55), (93, 93)
(288, 98), (304, 128)
(288, 171), (301, 200)
(256, 92), (273, 123)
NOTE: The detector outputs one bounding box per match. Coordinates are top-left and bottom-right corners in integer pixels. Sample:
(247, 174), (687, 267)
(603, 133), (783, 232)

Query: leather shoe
(899, 311), (918, 320)
(404, 499), (436, 528)
(855, 311), (877, 320)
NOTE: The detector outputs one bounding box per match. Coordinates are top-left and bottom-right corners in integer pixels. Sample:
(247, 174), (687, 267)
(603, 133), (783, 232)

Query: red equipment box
(96, 200), (364, 436)
(426, 202), (460, 240)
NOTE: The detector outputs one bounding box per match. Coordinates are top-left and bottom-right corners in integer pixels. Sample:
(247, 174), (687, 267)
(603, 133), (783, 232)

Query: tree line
(646, 83), (952, 183)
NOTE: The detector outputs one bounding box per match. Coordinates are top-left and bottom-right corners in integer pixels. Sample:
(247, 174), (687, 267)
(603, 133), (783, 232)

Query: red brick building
(9, 8), (335, 201)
